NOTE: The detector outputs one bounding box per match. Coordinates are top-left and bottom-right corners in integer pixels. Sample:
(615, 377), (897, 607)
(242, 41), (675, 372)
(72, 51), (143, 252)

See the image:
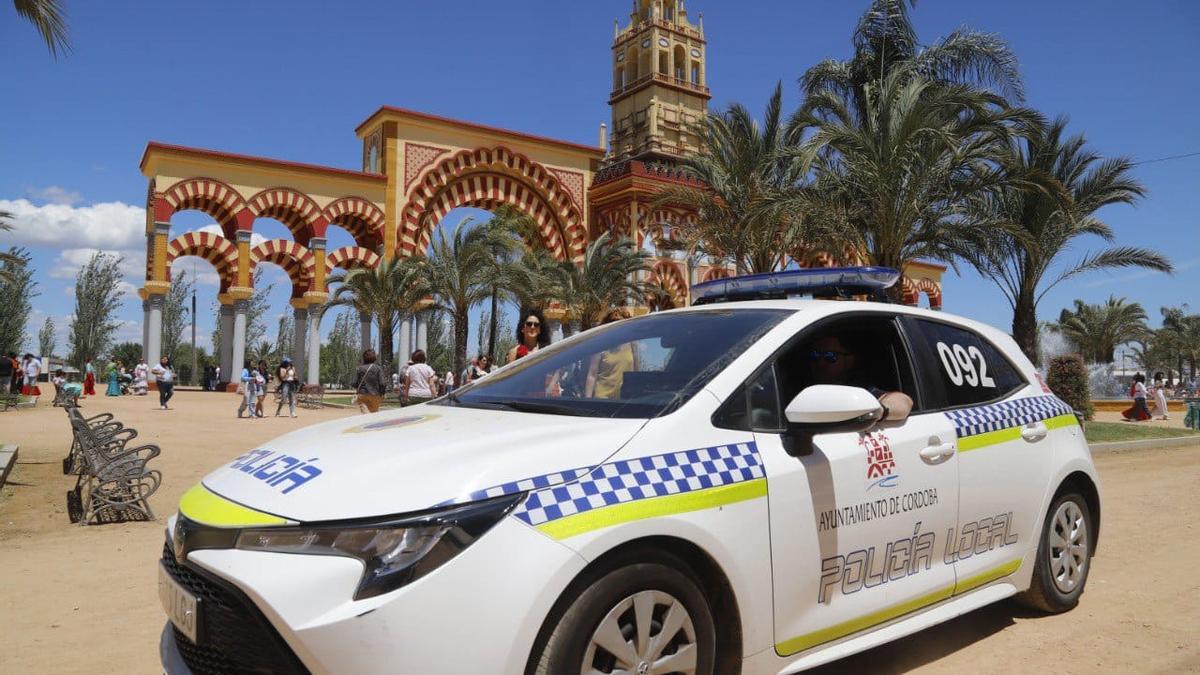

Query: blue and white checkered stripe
(510, 441), (763, 527)
(945, 395), (1073, 439)
(467, 466), (594, 502)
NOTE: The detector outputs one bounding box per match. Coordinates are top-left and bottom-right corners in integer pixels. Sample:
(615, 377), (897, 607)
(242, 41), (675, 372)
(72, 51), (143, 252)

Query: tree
(319, 310), (360, 388)
(108, 341), (142, 369)
(1157, 305), (1200, 380)
(479, 205), (538, 360)
(161, 270), (194, 365)
(1053, 297), (1149, 364)
(789, 65), (1035, 300)
(552, 232), (658, 331)
(407, 219), (499, 380)
(12, 0), (70, 57)
(38, 316), (55, 358)
(244, 270), (274, 352)
(1046, 354), (1093, 421)
(425, 310), (454, 378)
(0, 247), (36, 354)
(275, 312), (294, 359)
(0, 213), (27, 284)
(68, 252), (125, 368)
(963, 117), (1172, 364)
(653, 83), (818, 274)
(327, 258), (424, 369)
(173, 343), (211, 385)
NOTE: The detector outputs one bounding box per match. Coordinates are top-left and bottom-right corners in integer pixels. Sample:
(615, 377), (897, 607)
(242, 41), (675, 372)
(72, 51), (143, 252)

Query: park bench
(52, 382), (80, 408)
(61, 405), (135, 474)
(297, 384), (325, 409)
(64, 407), (161, 524)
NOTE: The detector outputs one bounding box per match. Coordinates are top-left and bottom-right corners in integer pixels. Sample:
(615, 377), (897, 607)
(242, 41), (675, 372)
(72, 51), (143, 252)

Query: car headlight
(235, 493), (523, 600)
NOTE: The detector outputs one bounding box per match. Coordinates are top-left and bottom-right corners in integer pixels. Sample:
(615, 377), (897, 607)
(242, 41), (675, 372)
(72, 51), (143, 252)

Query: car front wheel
(531, 561), (716, 675)
(1017, 491), (1093, 613)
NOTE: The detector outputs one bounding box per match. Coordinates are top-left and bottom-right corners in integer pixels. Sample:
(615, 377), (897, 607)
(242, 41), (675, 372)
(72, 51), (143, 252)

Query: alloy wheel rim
(581, 589), (698, 675)
(1049, 500), (1089, 594)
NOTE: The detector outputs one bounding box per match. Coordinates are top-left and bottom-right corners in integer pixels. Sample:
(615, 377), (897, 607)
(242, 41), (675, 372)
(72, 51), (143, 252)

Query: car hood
(199, 404), (646, 522)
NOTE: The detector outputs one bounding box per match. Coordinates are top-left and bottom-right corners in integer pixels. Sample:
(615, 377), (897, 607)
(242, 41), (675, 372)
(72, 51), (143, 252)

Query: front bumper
(160, 516), (587, 674)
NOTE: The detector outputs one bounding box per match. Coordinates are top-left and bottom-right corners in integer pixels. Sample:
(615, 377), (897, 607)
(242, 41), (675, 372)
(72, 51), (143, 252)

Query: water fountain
(1036, 326), (1125, 399)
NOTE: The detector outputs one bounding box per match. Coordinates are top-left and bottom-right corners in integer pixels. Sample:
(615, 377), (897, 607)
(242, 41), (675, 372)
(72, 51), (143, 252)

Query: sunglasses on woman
(525, 321), (541, 328)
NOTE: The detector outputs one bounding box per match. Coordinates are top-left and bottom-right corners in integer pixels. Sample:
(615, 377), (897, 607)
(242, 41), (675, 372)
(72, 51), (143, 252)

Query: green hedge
(1047, 353), (1093, 421)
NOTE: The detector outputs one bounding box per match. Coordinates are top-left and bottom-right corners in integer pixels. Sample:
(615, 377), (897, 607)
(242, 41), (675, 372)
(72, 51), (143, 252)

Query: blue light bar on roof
(690, 267), (901, 305)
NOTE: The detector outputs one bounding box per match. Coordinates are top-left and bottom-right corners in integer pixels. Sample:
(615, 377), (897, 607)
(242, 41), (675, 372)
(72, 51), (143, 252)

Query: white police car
(159, 268), (1099, 674)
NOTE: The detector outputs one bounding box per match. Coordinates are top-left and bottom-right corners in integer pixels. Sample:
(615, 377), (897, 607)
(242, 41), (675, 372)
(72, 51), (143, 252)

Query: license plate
(159, 561), (200, 644)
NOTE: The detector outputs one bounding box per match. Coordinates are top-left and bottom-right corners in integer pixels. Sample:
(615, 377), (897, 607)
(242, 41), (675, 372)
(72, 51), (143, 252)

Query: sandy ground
(0, 391), (1197, 674)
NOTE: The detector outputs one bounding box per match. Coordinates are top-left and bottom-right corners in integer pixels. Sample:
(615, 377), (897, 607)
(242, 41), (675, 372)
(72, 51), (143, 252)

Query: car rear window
(906, 318), (1025, 409)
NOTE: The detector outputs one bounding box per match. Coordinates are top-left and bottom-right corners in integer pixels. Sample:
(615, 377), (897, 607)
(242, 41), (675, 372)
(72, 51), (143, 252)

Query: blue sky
(1, 0), (1197, 356)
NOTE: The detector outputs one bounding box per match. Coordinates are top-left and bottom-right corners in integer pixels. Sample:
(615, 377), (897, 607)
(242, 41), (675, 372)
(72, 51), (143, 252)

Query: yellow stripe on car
(536, 478), (767, 540)
(958, 414), (1077, 453)
(179, 483), (289, 528)
(775, 558), (1022, 656)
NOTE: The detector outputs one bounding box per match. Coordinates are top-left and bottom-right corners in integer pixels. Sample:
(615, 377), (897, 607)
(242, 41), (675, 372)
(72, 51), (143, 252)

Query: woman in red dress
(82, 356), (96, 396)
(507, 308), (549, 364)
(1121, 373), (1152, 421)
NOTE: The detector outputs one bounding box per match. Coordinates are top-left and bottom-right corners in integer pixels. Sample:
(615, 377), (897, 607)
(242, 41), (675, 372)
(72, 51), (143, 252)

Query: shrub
(1047, 353), (1093, 420)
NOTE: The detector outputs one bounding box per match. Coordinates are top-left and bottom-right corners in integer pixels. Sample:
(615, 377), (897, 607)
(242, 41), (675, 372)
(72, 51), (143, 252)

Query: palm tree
(327, 258), (424, 368)
(478, 205), (538, 360)
(800, 0), (1024, 118)
(552, 232), (658, 331)
(0, 211), (25, 285)
(409, 219), (503, 380)
(788, 65), (1037, 299)
(652, 83), (819, 274)
(963, 117), (1173, 364)
(13, 0), (70, 57)
(1158, 305), (1200, 380)
(1053, 297), (1149, 364)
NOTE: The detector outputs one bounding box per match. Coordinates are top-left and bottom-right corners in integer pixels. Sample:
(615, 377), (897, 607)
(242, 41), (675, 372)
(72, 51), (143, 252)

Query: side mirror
(784, 385), (883, 434)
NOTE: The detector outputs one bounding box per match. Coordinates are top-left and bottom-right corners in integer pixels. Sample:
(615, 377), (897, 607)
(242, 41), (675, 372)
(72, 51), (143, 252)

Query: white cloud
(196, 224), (265, 247)
(49, 248), (146, 281)
(0, 198), (144, 249)
(171, 257), (222, 287)
(26, 185), (83, 206)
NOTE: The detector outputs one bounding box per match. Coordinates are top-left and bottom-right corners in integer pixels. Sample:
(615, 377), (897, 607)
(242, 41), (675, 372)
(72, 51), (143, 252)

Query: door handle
(1020, 422), (1048, 442)
(920, 439), (956, 463)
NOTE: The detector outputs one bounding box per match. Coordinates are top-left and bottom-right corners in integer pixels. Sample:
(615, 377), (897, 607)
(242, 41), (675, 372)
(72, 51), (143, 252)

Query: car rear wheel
(531, 561), (716, 675)
(1017, 491), (1093, 613)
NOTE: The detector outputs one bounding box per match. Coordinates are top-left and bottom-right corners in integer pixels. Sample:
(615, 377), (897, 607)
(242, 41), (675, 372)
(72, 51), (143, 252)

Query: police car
(158, 268), (1100, 674)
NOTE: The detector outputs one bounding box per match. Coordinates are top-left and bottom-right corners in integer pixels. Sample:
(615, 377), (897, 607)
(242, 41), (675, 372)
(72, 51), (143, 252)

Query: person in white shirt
(132, 358), (150, 395)
(403, 350), (439, 406)
(150, 356), (175, 410)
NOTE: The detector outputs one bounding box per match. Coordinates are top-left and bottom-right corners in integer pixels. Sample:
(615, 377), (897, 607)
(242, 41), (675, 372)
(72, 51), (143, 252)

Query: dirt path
(0, 392), (1196, 673)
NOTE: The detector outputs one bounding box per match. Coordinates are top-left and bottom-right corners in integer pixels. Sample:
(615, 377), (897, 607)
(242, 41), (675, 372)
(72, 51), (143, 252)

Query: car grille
(161, 542), (310, 675)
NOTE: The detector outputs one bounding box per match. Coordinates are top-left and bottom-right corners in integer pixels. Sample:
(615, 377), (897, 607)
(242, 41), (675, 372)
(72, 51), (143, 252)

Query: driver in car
(808, 333), (913, 423)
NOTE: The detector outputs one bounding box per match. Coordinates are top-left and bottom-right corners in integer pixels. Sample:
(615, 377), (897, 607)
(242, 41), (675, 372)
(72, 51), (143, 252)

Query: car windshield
(436, 308), (790, 419)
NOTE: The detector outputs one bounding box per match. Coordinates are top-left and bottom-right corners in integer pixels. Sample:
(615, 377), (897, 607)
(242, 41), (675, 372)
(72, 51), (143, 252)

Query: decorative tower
(607, 0), (710, 161)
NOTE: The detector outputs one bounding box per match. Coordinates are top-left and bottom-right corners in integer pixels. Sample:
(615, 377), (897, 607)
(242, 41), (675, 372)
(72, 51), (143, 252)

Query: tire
(531, 560), (717, 675)
(1017, 491), (1093, 613)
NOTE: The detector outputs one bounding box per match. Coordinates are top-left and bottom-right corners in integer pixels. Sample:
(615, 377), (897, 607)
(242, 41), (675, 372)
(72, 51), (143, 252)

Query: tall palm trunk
(454, 308), (469, 383)
(378, 314), (394, 368)
(1012, 288), (1040, 366)
(487, 288), (499, 361)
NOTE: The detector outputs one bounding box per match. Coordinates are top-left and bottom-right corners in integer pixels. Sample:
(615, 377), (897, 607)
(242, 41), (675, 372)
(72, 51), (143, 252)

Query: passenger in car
(807, 333), (913, 423)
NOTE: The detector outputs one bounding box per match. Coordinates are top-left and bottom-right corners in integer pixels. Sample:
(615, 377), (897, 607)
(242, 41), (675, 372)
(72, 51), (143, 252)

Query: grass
(1084, 421), (1200, 444)
(323, 395), (404, 409)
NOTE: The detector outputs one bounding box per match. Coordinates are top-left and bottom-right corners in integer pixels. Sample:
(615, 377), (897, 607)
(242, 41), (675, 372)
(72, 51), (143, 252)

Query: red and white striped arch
(159, 177), (249, 236)
(246, 188), (325, 244)
(700, 266), (732, 283)
(322, 197), (385, 251)
(322, 246), (382, 277)
(165, 231), (240, 289)
(913, 278), (943, 309)
(400, 146), (587, 262)
(638, 206), (696, 249)
(650, 260), (689, 309)
(248, 239), (314, 296)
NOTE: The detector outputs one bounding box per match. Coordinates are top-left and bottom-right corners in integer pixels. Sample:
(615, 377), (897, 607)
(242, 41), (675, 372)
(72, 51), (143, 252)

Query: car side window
(907, 319), (1025, 409)
(713, 365), (783, 432)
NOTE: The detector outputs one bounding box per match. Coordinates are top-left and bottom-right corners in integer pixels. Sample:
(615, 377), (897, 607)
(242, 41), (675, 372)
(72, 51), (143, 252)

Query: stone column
(292, 303), (309, 382)
(218, 300), (235, 384)
(398, 317), (412, 369)
(230, 299), (248, 387)
(359, 311), (372, 352)
(307, 306), (323, 385)
(544, 307), (566, 344)
(141, 299), (150, 357)
(145, 294), (164, 378)
(415, 312), (429, 353)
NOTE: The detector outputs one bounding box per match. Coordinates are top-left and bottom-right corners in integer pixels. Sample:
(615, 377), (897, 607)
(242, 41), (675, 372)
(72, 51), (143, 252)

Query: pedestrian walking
(151, 356), (175, 409)
(275, 357), (298, 417)
(1121, 373), (1152, 421)
(104, 360), (121, 396)
(133, 358), (150, 395)
(0, 352), (12, 395)
(237, 361), (259, 418)
(402, 350), (438, 406)
(254, 360), (271, 418)
(83, 356), (96, 396)
(22, 354), (42, 396)
(353, 349), (387, 413)
(1149, 372), (1170, 420)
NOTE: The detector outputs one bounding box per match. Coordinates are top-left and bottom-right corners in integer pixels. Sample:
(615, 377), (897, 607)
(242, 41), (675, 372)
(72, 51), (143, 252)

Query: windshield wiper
(470, 399), (580, 416)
